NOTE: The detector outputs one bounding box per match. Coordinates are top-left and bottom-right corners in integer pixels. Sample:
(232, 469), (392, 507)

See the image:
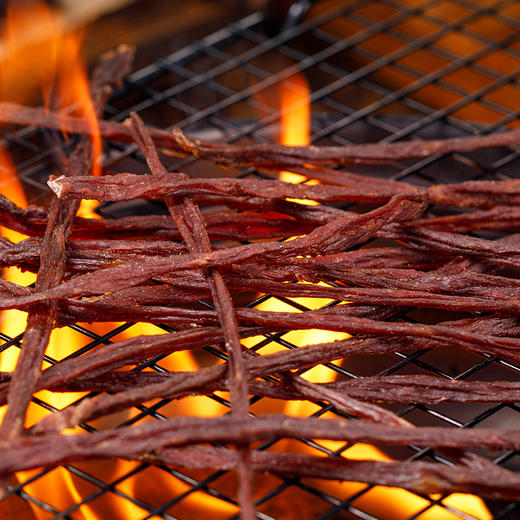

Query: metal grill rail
(3, 0), (520, 518)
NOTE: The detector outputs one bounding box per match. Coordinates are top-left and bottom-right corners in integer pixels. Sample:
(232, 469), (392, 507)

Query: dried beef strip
(127, 114), (255, 518)
(7, 415), (520, 477)
(261, 163), (412, 191)
(2, 101), (520, 167)
(48, 172), (416, 205)
(0, 195), (49, 236)
(27, 371), (520, 406)
(0, 197), (318, 243)
(147, 446), (520, 501)
(229, 277), (520, 314)
(170, 126), (520, 168)
(414, 206), (520, 232)
(127, 114), (249, 414)
(52, 168), (520, 210)
(62, 301), (520, 362)
(0, 194), (79, 440)
(0, 279), (31, 298)
(228, 269), (520, 303)
(381, 225), (520, 268)
(53, 285), (520, 326)
(32, 333), (412, 432)
(252, 375), (520, 405)
(287, 375), (411, 427)
(0, 237), (188, 273)
(36, 325), (267, 391)
(238, 311), (520, 361)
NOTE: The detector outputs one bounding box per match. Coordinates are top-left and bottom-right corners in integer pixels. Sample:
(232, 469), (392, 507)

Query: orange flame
(247, 71), (491, 520)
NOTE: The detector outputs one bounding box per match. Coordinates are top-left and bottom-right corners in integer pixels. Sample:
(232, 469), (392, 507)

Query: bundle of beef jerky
(2, 46), (520, 518)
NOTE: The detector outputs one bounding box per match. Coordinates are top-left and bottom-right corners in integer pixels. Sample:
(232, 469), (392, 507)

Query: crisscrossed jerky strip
(2, 101), (520, 167)
(47, 287), (520, 325)
(145, 446), (520, 502)
(6, 415), (520, 477)
(49, 171), (520, 210)
(14, 371), (520, 406)
(0, 46), (135, 446)
(126, 113), (255, 520)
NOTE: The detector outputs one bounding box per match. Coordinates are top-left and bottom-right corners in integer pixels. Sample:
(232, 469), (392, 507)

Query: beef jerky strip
(35, 371), (520, 406)
(38, 325), (267, 391)
(0, 238), (439, 281)
(29, 332), (379, 427)
(53, 168), (520, 210)
(9, 415), (520, 476)
(59, 245), (440, 308)
(0, 279), (31, 298)
(53, 285), (520, 327)
(0, 237), (188, 272)
(0, 193), (426, 311)
(38, 345), (407, 432)
(279, 265), (520, 295)
(1, 240), (508, 305)
(170, 125), (520, 168)
(238, 310), (520, 361)
(26, 316), (520, 391)
(261, 163), (413, 191)
(0, 190), (341, 240)
(228, 270), (520, 302)
(0, 47), (135, 447)
(268, 162), (520, 215)
(48, 171), (419, 205)
(145, 446), (520, 502)
(224, 276), (520, 313)
(414, 206), (520, 233)
(32, 315), (520, 432)
(3, 101), (520, 167)
(127, 114), (248, 416)
(0, 324), (270, 411)
(0, 207), (317, 247)
(33, 328), (420, 433)
(126, 114), (255, 519)
(381, 225), (520, 269)
(48, 311), (520, 412)
(286, 374), (411, 428)
(52, 298), (520, 360)
(0, 194), (182, 240)
(48, 306), (396, 386)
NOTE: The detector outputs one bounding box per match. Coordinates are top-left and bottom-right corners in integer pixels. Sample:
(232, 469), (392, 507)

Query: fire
(246, 71), (491, 520)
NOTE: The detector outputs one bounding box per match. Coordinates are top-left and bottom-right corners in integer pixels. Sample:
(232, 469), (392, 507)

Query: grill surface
(3, 0), (520, 518)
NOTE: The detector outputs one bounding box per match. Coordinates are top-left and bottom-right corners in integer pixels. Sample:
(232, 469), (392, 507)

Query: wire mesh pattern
(3, 0), (520, 518)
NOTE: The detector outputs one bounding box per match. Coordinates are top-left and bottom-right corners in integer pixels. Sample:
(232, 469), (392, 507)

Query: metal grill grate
(2, 0), (520, 518)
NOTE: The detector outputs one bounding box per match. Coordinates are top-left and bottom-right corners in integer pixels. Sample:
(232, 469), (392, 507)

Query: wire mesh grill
(2, 0), (520, 518)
